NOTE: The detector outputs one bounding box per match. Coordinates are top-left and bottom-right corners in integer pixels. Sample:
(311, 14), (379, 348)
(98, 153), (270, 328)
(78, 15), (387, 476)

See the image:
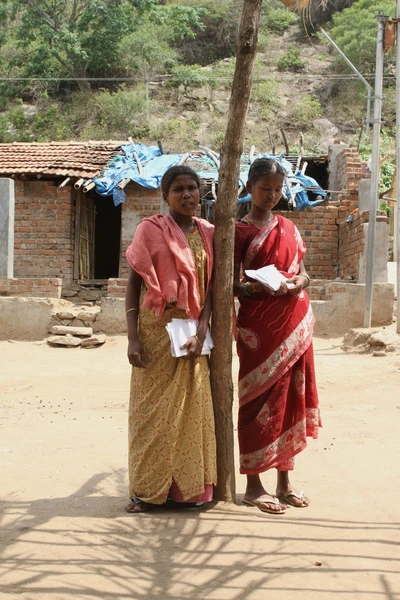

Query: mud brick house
(0, 140), (394, 336)
(0, 141), (162, 298)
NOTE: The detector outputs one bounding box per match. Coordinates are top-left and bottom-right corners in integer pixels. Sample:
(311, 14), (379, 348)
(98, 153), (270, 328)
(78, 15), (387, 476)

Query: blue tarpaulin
(91, 142), (326, 211)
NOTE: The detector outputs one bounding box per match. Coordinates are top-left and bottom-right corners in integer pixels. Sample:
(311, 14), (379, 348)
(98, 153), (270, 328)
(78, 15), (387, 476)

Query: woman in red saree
(234, 158), (321, 514)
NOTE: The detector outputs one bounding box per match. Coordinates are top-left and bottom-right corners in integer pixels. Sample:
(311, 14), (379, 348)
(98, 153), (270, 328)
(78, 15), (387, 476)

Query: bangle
(126, 307), (139, 315)
(243, 282), (254, 297)
(194, 334), (204, 346)
(301, 274), (311, 289)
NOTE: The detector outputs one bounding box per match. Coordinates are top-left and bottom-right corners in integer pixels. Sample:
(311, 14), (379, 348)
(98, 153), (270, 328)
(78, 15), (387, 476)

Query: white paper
(245, 265), (295, 291)
(165, 318), (214, 358)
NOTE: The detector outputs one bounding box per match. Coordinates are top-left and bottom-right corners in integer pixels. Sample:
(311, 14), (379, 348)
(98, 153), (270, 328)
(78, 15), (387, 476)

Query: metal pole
(364, 15), (387, 328)
(396, 0), (400, 333)
(321, 29), (372, 135)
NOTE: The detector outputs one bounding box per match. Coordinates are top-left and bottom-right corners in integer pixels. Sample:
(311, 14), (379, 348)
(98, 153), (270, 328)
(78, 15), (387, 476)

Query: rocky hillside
(0, 9), (385, 157)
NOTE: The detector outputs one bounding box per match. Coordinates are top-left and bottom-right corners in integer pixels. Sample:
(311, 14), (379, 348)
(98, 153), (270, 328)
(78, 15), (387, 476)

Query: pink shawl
(126, 213), (214, 319)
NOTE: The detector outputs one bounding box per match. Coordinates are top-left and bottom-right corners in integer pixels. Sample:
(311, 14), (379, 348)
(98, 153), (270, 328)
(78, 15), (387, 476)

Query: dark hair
(247, 158), (285, 184)
(160, 165), (200, 197)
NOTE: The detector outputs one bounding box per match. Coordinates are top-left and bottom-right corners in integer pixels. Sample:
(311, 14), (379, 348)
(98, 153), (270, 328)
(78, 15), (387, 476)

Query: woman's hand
(246, 280), (288, 297)
(286, 275), (308, 295)
(269, 280), (288, 296)
(128, 337), (147, 368)
(253, 280), (288, 296)
(180, 335), (203, 360)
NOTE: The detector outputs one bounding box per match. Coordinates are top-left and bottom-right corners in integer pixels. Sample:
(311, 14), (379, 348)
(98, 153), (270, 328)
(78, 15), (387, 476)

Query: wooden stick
(280, 128), (290, 156)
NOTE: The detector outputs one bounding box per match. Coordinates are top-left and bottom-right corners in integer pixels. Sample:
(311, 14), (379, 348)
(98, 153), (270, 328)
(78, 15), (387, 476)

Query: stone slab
(93, 297), (126, 334)
(51, 325), (93, 337)
(81, 334), (106, 348)
(47, 334), (82, 347)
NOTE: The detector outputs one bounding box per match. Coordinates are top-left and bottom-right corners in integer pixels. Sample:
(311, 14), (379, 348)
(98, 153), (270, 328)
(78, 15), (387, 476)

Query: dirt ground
(1, 333), (400, 600)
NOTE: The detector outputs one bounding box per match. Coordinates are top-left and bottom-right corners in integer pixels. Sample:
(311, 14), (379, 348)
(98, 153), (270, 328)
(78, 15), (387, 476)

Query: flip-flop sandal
(278, 490), (310, 508)
(242, 496), (286, 515)
(125, 496), (149, 513)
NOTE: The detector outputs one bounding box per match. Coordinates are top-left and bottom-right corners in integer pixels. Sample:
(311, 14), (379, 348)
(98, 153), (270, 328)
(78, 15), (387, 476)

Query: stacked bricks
(336, 147), (367, 222)
(338, 211), (389, 280)
(306, 279), (331, 300)
(107, 278), (127, 298)
(13, 180), (75, 282)
(277, 206), (339, 280)
(0, 277), (62, 298)
(337, 210), (368, 280)
(119, 183), (162, 278)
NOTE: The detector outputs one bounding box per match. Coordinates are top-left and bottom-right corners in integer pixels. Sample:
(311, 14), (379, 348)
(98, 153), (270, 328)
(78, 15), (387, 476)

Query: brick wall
(119, 183), (161, 278)
(277, 206), (339, 280)
(14, 180), (75, 282)
(338, 210), (368, 280)
(0, 277), (62, 298)
(8, 146), (372, 297)
(336, 147), (366, 219)
(107, 278), (127, 298)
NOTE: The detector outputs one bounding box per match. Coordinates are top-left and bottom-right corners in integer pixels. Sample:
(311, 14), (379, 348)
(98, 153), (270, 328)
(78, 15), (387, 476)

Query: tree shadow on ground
(1, 471), (399, 600)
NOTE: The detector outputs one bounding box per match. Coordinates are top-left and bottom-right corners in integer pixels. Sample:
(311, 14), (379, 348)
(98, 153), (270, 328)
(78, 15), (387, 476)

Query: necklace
(244, 213), (274, 230)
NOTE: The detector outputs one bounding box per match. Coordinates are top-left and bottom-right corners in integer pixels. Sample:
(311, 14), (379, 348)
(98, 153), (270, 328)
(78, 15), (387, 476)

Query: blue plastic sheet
(91, 143), (327, 211)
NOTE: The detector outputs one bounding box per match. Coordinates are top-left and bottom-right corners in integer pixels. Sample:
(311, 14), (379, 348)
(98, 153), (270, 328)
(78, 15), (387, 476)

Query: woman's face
(246, 173), (284, 211)
(164, 174), (200, 217)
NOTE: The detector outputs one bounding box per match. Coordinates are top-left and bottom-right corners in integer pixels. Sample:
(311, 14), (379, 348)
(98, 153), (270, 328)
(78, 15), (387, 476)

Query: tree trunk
(210, 0), (262, 503)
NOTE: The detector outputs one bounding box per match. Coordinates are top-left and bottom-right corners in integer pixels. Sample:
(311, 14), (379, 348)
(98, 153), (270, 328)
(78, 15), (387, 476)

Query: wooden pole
(210, 0), (262, 503)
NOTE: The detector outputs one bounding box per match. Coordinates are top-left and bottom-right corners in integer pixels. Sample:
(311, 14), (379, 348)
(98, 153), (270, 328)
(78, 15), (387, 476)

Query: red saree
(235, 215), (321, 475)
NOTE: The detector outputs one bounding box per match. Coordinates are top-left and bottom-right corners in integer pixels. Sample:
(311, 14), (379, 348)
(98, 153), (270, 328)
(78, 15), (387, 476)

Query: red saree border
(240, 407), (320, 474)
(242, 216), (278, 271)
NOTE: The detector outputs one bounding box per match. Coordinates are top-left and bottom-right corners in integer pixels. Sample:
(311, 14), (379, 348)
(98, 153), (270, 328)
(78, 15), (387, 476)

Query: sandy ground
(1, 334), (400, 600)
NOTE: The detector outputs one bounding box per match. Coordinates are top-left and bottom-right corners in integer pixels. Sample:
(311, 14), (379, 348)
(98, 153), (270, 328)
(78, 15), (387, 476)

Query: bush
(252, 78), (279, 106)
(294, 95), (322, 122)
(276, 45), (306, 72)
(264, 7), (297, 32)
(95, 87), (147, 132)
(207, 59), (236, 92)
(168, 65), (206, 98)
(150, 118), (199, 150)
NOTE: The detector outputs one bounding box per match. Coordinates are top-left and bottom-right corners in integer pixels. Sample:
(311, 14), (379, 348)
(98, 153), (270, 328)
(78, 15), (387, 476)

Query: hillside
(0, 1), (395, 163)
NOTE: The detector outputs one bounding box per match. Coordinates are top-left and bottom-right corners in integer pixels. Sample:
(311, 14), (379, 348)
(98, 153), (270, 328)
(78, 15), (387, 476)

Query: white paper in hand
(165, 318), (214, 358)
(245, 264), (295, 290)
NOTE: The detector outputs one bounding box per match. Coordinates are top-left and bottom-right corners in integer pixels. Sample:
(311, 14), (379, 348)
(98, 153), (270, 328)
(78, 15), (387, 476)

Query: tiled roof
(0, 141), (126, 179)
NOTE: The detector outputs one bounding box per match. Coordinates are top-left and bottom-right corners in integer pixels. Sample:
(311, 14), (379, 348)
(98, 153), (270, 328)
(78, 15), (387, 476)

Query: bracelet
(126, 307), (139, 315)
(301, 274), (311, 289)
(243, 282), (254, 297)
(194, 334), (204, 346)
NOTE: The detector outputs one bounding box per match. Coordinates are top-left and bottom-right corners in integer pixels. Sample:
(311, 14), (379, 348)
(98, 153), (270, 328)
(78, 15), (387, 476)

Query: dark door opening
(301, 157), (329, 191)
(93, 195), (121, 279)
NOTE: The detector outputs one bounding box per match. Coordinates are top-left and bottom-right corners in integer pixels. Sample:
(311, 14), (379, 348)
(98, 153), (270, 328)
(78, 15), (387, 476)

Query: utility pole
(320, 29), (371, 136)
(396, 0), (400, 333)
(363, 15), (387, 328)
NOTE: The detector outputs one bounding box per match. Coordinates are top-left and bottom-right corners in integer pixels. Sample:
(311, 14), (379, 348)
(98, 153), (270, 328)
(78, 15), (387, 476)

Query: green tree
(330, 0), (395, 69)
(0, 0), (204, 94)
(120, 21), (177, 120)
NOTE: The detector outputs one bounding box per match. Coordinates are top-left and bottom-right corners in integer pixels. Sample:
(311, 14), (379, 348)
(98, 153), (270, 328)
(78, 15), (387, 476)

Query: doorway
(75, 192), (121, 281)
(93, 195), (121, 279)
